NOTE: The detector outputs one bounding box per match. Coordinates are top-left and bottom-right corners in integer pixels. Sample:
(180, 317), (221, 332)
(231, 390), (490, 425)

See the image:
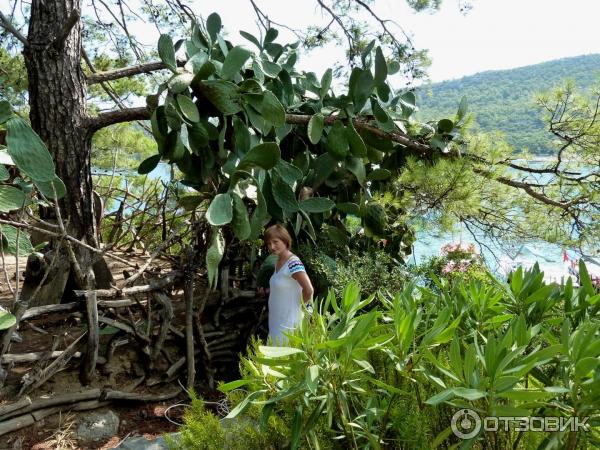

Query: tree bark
(20, 0), (112, 305)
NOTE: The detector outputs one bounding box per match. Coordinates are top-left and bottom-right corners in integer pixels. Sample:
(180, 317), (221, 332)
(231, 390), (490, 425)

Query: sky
(169, 0), (600, 82)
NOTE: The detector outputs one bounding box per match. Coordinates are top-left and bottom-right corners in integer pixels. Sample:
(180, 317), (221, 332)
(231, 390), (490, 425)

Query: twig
(184, 247), (195, 389)
(73, 270), (183, 298)
(52, 182), (87, 287)
(80, 291), (99, 384)
(102, 388), (181, 401)
(0, 218), (138, 268)
(0, 10), (28, 46)
(97, 315), (136, 336)
(19, 332), (87, 396)
(151, 292), (173, 360)
(0, 228), (15, 296)
(2, 350), (86, 364)
(122, 225), (188, 286)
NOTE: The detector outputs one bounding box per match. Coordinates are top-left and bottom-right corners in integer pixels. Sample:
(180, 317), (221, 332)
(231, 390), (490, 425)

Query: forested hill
(417, 54), (600, 154)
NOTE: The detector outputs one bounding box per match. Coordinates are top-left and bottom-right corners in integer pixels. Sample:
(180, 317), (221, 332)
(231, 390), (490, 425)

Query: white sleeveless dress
(268, 255), (305, 345)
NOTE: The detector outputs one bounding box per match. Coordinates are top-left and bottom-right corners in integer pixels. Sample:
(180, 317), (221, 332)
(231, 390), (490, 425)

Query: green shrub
(167, 392), (225, 450)
(300, 243), (410, 297)
(213, 260), (600, 449)
(168, 387), (290, 450)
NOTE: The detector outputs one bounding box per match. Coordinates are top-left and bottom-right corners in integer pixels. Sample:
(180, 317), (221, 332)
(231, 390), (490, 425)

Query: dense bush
(174, 260), (600, 449)
(301, 245), (410, 298)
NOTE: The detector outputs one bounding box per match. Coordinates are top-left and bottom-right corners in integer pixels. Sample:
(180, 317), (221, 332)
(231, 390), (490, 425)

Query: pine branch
(86, 61), (169, 84)
(0, 10), (27, 46)
(284, 113), (432, 155)
(87, 106), (152, 132)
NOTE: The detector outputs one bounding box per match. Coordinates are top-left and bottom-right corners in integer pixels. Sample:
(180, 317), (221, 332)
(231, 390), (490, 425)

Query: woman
(262, 224), (314, 345)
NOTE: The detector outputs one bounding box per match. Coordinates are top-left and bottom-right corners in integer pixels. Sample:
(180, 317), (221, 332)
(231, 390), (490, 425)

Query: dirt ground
(0, 252), (218, 450)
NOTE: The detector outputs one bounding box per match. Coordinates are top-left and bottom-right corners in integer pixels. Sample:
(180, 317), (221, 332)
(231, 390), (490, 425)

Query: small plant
(167, 389), (288, 450)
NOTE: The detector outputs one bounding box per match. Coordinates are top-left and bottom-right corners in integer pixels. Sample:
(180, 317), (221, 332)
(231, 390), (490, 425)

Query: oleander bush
(409, 241), (491, 288)
(175, 261), (600, 449)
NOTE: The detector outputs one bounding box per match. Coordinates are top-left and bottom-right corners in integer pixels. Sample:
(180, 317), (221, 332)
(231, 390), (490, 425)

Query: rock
(76, 410), (120, 443)
(112, 433), (180, 450)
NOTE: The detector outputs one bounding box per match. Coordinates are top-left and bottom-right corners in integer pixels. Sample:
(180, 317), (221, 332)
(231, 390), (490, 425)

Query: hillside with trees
(418, 54), (600, 154)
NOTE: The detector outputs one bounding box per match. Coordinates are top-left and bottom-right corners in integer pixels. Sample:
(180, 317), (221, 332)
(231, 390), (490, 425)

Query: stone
(76, 410), (120, 443)
(112, 433), (180, 450)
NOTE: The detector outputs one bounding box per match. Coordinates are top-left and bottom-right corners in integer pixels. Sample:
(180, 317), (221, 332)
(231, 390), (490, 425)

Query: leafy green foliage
(0, 224), (33, 256)
(0, 101), (12, 124)
(202, 263), (600, 449)
(302, 245), (410, 298)
(34, 177), (67, 200)
(158, 34), (177, 72)
(0, 308), (17, 330)
(206, 193), (233, 226)
(0, 185), (27, 212)
(5, 117), (56, 182)
(141, 12), (470, 278)
(0, 102), (63, 256)
(0, 164), (8, 182)
(221, 46), (253, 80)
(0, 49), (27, 108)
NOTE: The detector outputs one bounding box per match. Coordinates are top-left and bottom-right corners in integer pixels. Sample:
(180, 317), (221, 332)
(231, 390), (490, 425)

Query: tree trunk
(20, 0), (111, 305)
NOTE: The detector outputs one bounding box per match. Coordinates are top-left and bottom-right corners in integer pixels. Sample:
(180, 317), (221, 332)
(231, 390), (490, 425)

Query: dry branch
(0, 397), (31, 419)
(151, 292), (173, 359)
(0, 387), (182, 436)
(81, 292), (99, 384)
(0, 218), (138, 268)
(21, 302), (79, 320)
(1, 351), (106, 365)
(184, 249), (195, 389)
(87, 106), (152, 132)
(98, 315), (136, 335)
(98, 298), (147, 308)
(2, 351), (81, 364)
(102, 388), (181, 402)
(19, 332), (87, 396)
(73, 270), (183, 298)
(0, 390), (101, 422)
(122, 224), (188, 287)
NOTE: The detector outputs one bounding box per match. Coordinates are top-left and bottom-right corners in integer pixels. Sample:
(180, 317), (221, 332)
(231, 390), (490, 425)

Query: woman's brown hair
(264, 224), (292, 249)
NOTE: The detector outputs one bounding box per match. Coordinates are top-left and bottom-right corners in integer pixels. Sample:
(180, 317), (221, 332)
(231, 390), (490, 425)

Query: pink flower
(442, 261), (456, 274)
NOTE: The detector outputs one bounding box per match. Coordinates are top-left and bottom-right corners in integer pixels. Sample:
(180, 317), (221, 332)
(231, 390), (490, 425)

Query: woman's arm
(292, 271), (314, 303)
